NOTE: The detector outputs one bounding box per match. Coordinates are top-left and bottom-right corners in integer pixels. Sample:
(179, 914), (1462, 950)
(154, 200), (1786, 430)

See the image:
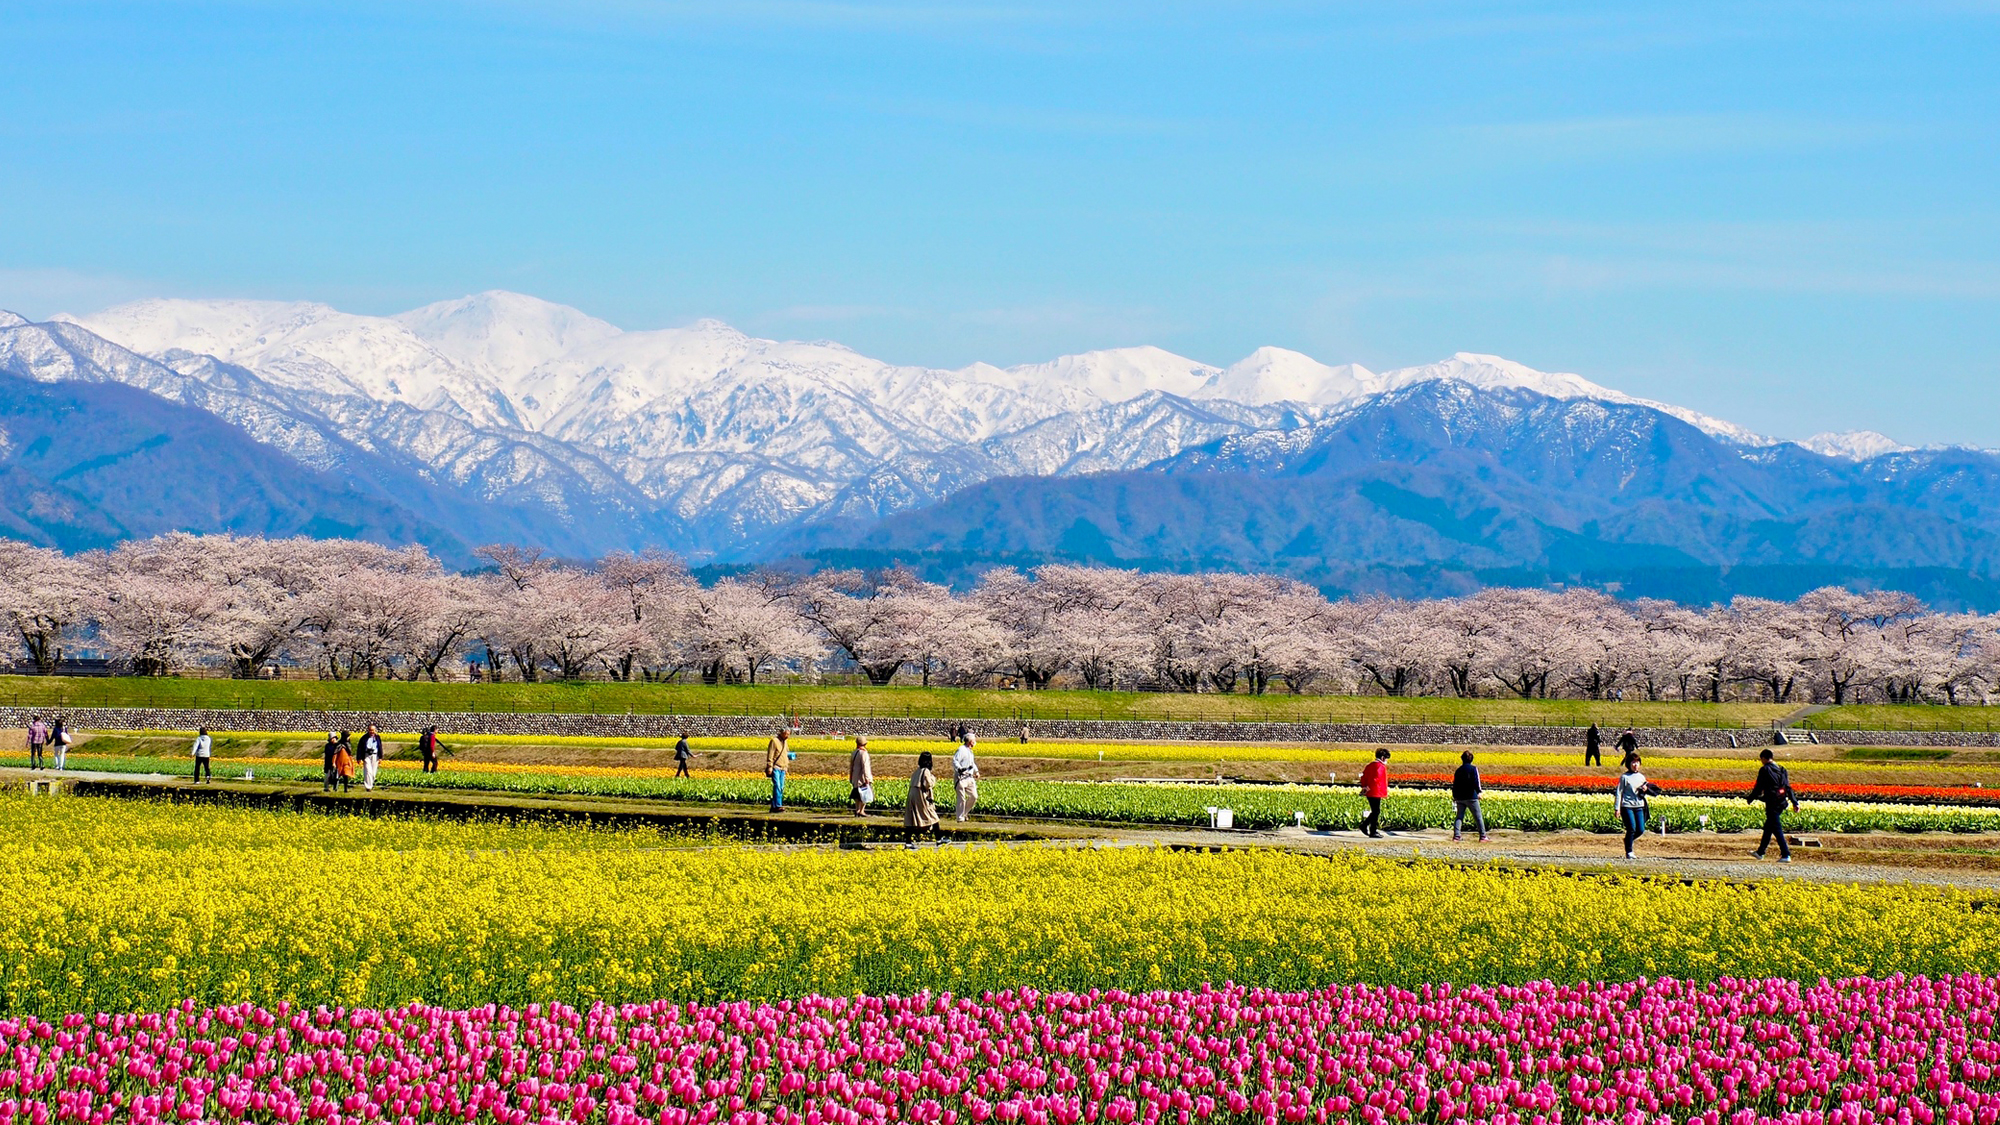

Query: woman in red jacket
(1358, 748), (1391, 838)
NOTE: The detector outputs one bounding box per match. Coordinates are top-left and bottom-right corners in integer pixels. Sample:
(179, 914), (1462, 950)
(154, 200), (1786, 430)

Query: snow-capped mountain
(789, 380), (2000, 607)
(67, 299), (528, 429)
(1799, 431), (1915, 460)
(8, 289), (1924, 567)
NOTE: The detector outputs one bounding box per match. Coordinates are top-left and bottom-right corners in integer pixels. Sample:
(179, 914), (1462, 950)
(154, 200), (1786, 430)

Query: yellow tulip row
(88, 728), (1951, 773)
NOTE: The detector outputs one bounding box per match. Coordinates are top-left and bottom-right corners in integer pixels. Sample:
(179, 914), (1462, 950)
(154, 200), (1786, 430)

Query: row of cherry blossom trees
(0, 534), (1994, 703)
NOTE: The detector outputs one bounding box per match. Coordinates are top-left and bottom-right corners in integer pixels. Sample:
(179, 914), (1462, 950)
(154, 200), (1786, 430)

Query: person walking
(765, 728), (791, 812)
(25, 716), (46, 771)
(49, 718), (71, 771)
(358, 724), (384, 791)
(1358, 748), (1390, 838)
(321, 732), (340, 792)
(1748, 748), (1800, 862)
(190, 726), (213, 784)
(332, 735), (355, 793)
(673, 731), (692, 778)
(1615, 753), (1662, 860)
(905, 750), (940, 848)
(951, 732), (981, 822)
(1584, 723), (1602, 767)
(1616, 727), (1639, 760)
(418, 726), (441, 774)
(1450, 750), (1487, 842)
(849, 735), (874, 816)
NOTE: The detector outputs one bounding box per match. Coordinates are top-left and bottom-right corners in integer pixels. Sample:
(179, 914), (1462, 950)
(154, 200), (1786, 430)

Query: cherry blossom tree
(975, 568), (1072, 689)
(597, 550), (690, 681)
(1341, 597), (1435, 697)
(1036, 566), (1151, 691)
(97, 539), (227, 675)
(787, 569), (928, 685)
(10, 532), (2000, 704)
(0, 545), (96, 673)
(687, 577), (825, 685)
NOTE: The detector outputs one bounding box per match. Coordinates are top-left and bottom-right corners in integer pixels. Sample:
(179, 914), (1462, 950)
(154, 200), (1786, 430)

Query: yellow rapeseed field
(3, 794), (1996, 1018)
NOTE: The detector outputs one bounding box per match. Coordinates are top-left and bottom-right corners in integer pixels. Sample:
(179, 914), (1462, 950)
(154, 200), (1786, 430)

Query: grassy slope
(0, 676), (1798, 728)
(1805, 705), (2000, 732)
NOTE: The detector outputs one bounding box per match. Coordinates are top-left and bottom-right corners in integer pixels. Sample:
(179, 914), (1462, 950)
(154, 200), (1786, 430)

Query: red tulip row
(1393, 773), (1997, 805)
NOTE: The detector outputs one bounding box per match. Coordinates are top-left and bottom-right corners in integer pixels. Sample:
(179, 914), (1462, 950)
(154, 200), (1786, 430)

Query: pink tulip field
(4, 976), (1997, 1125)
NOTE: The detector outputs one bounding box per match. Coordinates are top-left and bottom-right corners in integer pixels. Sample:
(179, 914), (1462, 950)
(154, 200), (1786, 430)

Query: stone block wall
(2, 704), (1995, 749)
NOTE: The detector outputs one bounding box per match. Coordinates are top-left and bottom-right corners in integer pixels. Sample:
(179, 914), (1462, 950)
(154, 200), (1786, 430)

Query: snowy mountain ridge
(63, 291), (1768, 447)
(3, 289), (1917, 559)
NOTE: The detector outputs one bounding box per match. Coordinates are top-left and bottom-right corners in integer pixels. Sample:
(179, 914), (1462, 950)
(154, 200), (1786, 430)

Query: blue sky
(2, 2), (1996, 445)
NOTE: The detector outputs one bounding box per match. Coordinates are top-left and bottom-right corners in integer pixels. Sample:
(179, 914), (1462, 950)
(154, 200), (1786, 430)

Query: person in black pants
(1358, 748), (1389, 838)
(1584, 723), (1602, 767)
(1748, 748), (1800, 862)
(1450, 751), (1487, 842)
(418, 726), (441, 773)
(190, 727), (213, 783)
(321, 732), (339, 791)
(1616, 728), (1639, 761)
(674, 731), (692, 778)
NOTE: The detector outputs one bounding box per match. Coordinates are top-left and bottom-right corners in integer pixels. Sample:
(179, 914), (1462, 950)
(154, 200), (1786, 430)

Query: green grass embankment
(0, 676), (1797, 728)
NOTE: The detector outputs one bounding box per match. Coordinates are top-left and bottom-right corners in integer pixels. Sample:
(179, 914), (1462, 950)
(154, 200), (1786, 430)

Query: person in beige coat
(905, 750), (940, 848)
(849, 735), (874, 816)
(765, 728), (791, 812)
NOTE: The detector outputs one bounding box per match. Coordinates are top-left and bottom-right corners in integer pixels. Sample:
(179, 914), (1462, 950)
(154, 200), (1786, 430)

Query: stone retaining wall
(2, 705), (1996, 749)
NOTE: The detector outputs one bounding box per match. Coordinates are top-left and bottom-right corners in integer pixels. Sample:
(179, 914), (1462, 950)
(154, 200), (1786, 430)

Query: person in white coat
(358, 724), (385, 791)
(190, 727), (213, 784)
(952, 732), (981, 822)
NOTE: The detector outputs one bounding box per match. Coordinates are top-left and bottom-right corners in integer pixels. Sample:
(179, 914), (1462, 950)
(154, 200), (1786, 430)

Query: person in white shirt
(190, 727), (213, 784)
(952, 733), (981, 823)
(1614, 753), (1662, 860)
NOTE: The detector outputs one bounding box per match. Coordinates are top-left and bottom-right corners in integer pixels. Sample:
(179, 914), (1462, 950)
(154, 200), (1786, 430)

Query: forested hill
(774, 383), (2000, 609)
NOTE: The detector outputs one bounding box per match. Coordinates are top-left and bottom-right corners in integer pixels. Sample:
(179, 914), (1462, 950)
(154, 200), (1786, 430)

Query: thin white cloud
(1455, 113), (1908, 163)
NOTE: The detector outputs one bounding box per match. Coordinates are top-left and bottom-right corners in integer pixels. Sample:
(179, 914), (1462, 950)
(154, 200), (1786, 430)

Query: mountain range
(1, 292), (1993, 605)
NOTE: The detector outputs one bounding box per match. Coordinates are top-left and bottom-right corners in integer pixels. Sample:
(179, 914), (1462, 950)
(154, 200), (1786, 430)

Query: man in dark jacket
(321, 732), (339, 792)
(1584, 723), (1602, 767)
(1748, 748), (1800, 862)
(1615, 728), (1639, 760)
(1450, 751), (1486, 842)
